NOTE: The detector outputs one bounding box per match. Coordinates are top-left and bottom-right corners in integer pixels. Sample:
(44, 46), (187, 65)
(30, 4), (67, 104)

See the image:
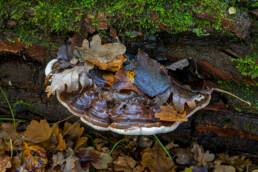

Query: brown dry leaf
(22, 141), (48, 171)
(64, 156), (84, 172)
(218, 153), (252, 169)
(56, 133), (67, 151)
(112, 70), (141, 93)
(114, 155), (137, 172)
(214, 160), (236, 172)
(0, 154), (11, 172)
(75, 147), (100, 168)
(155, 106), (187, 122)
(173, 147), (193, 165)
(94, 138), (109, 151)
(24, 120), (52, 144)
(45, 65), (93, 97)
(51, 124), (59, 136)
(63, 122), (84, 140)
(141, 142), (174, 172)
(74, 136), (88, 149)
(52, 152), (65, 168)
(191, 143), (215, 166)
(76, 34), (126, 71)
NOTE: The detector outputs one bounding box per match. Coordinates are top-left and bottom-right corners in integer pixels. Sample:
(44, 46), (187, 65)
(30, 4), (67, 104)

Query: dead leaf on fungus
(24, 120), (52, 144)
(191, 143), (215, 166)
(141, 142), (174, 172)
(45, 65), (93, 97)
(22, 141), (48, 171)
(134, 50), (171, 97)
(75, 34), (126, 71)
(155, 106), (187, 122)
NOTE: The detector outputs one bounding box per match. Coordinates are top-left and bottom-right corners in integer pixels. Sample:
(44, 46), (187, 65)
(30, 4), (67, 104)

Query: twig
(214, 88), (251, 106)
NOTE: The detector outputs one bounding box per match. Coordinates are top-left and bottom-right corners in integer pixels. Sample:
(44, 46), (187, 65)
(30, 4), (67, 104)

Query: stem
(214, 88), (251, 106)
(0, 86), (16, 129)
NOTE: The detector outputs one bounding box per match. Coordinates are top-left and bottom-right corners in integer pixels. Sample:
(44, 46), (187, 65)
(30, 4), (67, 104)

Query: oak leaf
(75, 34), (126, 71)
(191, 143), (215, 166)
(114, 155), (137, 172)
(45, 65), (93, 97)
(24, 120), (52, 144)
(155, 106), (187, 122)
(0, 154), (11, 172)
(56, 133), (67, 151)
(141, 142), (174, 172)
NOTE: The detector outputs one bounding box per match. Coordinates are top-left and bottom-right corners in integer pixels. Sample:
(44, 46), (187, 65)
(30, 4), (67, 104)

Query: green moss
(0, 0), (254, 45)
(218, 80), (258, 113)
(232, 52), (258, 80)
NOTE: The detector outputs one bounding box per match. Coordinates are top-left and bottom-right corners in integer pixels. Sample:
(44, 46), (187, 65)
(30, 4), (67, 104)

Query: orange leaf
(74, 136), (88, 149)
(102, 73), (115, 85)
(22, 141), (48, 171)
(56, 133), (66, 151)
(24, 120), (52, 143)
(155, 106), (187, 122)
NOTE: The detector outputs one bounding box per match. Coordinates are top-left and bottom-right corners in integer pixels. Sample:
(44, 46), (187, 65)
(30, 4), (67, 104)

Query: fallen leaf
(112, 70), (140, 93)
(52, 152), (65, 168)
(22, 141), (48, 171)
(0, 154), (11, 172)
(56, 133), (67, 151)
(114, 155), (137, 172)
(46, 65), (93, 97)
(74, 137), (88, 149)
(102, 73), (115, 85)
(93, 138), (109, 151)
(64, 156), (83, 172)
(173, 147), (192, 165)
(155, 106), (187, 122)
(141, 142), (174, 172)
(166, 58), (189, 71)
(191, 143), (215, 166)
(134, 50), (171, 97)
(24, 120), (52, 144)
(75, 34), (126, 71)
(63, 122), (84, 140)
(75, 147), (100, 168)
(214, 160), (236, 172)
(218, 153), (252, 169)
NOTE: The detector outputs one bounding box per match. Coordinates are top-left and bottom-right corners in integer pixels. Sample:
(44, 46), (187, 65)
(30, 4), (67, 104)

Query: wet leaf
(155, 106), (187, 122)
(134, 50), (171, 97)
(112, 70), (140, 93)
(22, 141), (48, 171)
(24, 120), (52, 144)
(76, 34), (126, 71)
(191, 143), (215, 166)
(46, 65), (93, 97)
(114, 155), (137, 172)
(141, 142), (174, 172)
(0, 154), (11, 172)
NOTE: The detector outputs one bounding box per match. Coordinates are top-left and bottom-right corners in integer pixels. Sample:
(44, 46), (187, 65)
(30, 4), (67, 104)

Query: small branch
(214, 88), (251, 106)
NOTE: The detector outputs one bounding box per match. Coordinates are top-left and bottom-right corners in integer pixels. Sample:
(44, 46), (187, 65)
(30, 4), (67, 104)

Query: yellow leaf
(125, 70), (135, 83)
(74, 136), (88, 149)
(56, 133), (66, 151)
(155, 106), (187, 122)
(22, 141), (48, 171)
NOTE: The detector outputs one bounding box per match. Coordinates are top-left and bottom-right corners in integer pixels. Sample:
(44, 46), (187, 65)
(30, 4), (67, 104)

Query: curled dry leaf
(24, 120), (52, 144)
(22, 141), (48, 171)
(114, 155), (137, 172)
(191, 143), (215, 166)
(0, 154), (11, 172)
(45, 65), (93, 97)
(155, 106), (187, 122)
(76, 34), (126, 71)
(141, 142), (174, 172)
(63, 122), (84, 140)
(56, 133), (67, 151)
(64, 156), (84, 172)
(166, 58), (189, 71)
(214, 160), (236, 172)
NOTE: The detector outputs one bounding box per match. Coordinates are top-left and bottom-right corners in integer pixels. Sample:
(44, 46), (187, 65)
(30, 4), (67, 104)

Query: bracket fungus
(45, 34), (248, 135)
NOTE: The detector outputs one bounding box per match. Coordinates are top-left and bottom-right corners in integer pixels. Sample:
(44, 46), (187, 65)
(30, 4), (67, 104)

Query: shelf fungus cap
(45, 59), (211, 135)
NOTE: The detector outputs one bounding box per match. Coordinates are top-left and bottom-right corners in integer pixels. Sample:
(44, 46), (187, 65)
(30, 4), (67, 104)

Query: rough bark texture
(0, 32), (257, 155)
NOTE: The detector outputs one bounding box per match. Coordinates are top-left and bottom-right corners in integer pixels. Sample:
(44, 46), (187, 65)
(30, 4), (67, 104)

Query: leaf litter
(0, 120), (256, 171)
